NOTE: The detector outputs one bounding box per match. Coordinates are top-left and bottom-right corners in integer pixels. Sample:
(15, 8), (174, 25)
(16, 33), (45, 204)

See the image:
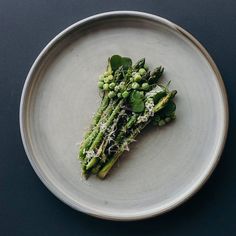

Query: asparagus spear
(133, 58), (145, 71)
(78, 99), (114, 160)
(115, 114), (138, 144)
(97, 91), (177, 179)
(97, 123), (147, 179)
(85, 100), (124, 170)
(82, 95), (110, 142)
(154, 90), (177, 113)
(148, 66), (164, 84)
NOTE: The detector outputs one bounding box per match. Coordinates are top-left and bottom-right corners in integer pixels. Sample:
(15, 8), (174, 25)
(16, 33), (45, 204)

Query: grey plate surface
(20, 11), (228, 220)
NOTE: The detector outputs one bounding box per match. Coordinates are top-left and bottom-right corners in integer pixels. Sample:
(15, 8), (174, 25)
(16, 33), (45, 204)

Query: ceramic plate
(20, 11), (228, 220)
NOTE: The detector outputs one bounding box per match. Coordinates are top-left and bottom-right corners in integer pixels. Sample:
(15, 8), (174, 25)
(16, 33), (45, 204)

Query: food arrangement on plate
(78, 55), (177, 179)
(20, 11), (228, 220)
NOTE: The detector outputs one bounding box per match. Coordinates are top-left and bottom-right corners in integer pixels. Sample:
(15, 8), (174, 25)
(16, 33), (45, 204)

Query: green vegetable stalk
(86, 100), (124, 170)
(78, 99), (114, 160)
(83, 95), (109, 139)
(97, 90), (177, 179)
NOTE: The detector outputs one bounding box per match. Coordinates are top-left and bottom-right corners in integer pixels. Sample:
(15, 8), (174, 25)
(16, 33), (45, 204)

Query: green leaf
(129, 90), (145, 113)
(121, 57), (132, 70)
(158, 101), (176, 118)
(110, 55), (132, 71)
(110, 55), (122, 71)
(152, 101), (176, 125)
(162, 101), (176, 116)
(152, 114), (161, 125)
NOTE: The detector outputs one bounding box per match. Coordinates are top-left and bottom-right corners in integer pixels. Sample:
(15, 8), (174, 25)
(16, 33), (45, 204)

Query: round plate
(20, 11), (228, 220)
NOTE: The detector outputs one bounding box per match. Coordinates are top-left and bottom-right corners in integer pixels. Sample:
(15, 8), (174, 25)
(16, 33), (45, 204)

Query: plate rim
(19, 10), (229, 221)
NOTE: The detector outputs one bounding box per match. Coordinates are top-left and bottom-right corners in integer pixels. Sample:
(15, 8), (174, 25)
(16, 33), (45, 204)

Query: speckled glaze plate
(20, 11), (228, 220)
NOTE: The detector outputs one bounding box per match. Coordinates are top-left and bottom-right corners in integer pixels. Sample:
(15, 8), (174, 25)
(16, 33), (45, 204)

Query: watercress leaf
(158, 101), (176, 119)
(152, 114), (161, 125)
(162, 101), (176, 116)
(129, 90), (145, 113)
(121, 57), (132, 70)
(110, 55), (122, 71)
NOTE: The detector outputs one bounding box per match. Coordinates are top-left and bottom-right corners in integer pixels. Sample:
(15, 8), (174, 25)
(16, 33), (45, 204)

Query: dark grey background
(1, 0), (235, 235)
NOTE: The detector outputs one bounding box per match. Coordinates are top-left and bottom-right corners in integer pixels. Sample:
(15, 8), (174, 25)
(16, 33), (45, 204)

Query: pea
(131, 82), (140, 90)
(139, 68), (146, 76)
(98, 81), (104, 89)
(114, 85), (120, 92)
(119, 83), (125, 91)
(104, 77), (109, 83)
(108, 91), (116, 98)
(134, 73), (141, 82)
(165, 117), (171, 123)
(99, 75), (104, 81)
(122, 91), (129, 98)
(103, 83), (109, 91)
(139, 91), (144, 98)
(158, 120), (166, 126)
(109, 82), (116, 89)
(170, 113), (176, 120)
(107, 75), (113, 81)
(104, 71), (110, 77)
(141, 83), (150, 91)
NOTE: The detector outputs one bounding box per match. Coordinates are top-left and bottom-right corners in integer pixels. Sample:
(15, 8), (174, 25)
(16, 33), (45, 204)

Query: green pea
(139, 68), (146, 76)
(158, 120), (166, 126)
(170, 113), (176, 120)
(103, 83), (109, 91)
(139, 91), (144, 98)
(104, 71), (110, 77)
(98, 81), (104, 89)
(119, 83), (125, 91)
(131, 82), (140, 89)
(107, 75), (113, 81)
(108, 91), (116, 98)
(134, 73), (142, 82)
(104, 77), (109, 83)
(99, 75), (104, 81)
(130, 77), (134, 82)
(114, 86), (120, 92)
(165, 117), (171, 123)
(117, 92), (122, 98)
(122, 91), (129, 98)
(109, 82), (116, 89)
(141, 83), (150, 91)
